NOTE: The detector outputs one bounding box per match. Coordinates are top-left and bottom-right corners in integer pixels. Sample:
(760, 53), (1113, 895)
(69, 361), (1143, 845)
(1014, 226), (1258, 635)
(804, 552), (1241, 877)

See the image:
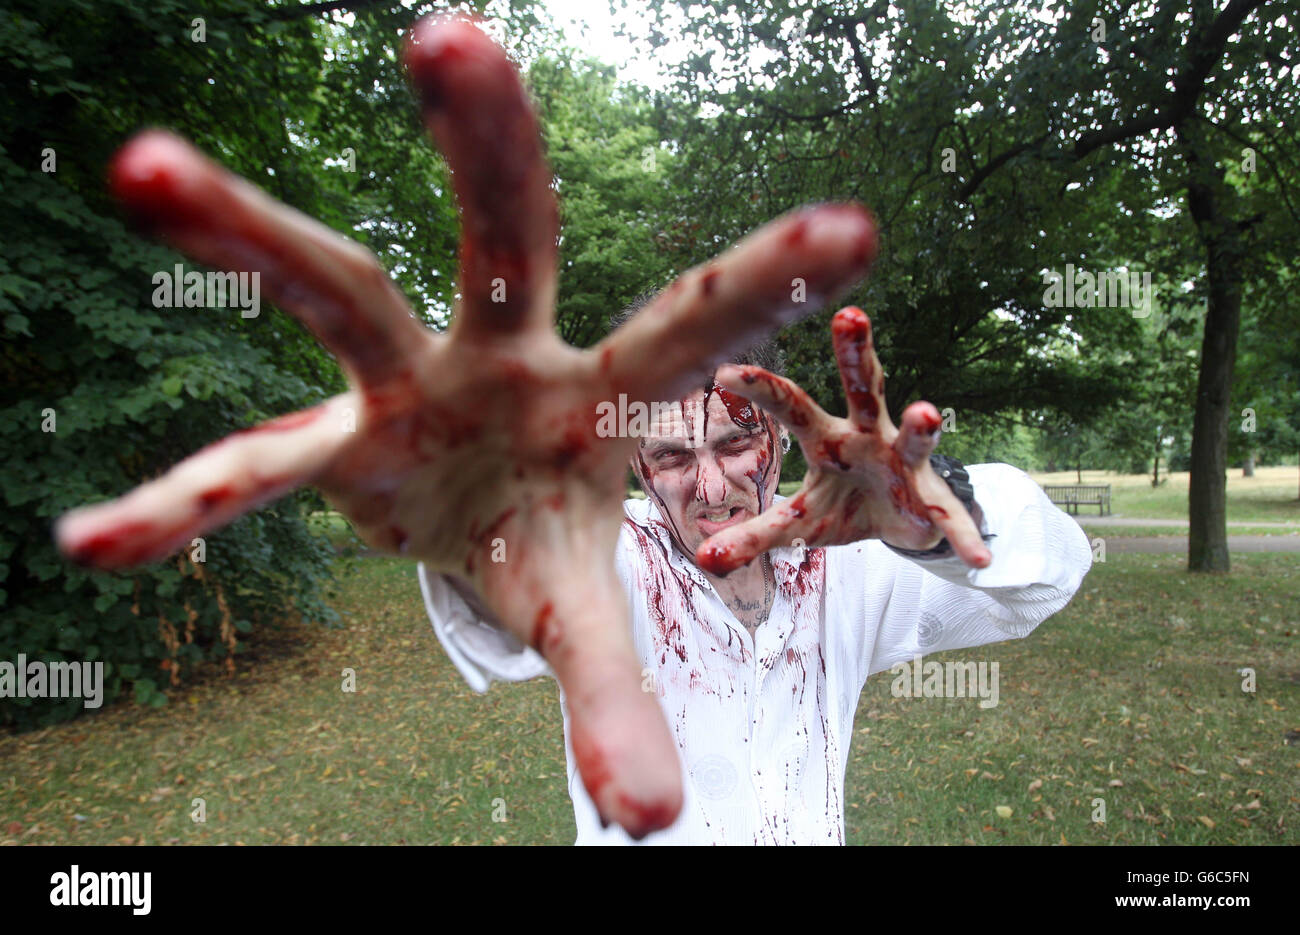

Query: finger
(830, 306), (891, 432)
(597, 204), (878, 404)
(713, 364), (836, 444)
(895, 400), (943, 468)
(108, 131), (427, 387)
(695, 491), (816, 577)
(478, 509), (682, 838)
(911, 468), (992, 568)
(56, 395), (359, 569)
(405, 16), (558, 339)
(893, 404), (992, 568)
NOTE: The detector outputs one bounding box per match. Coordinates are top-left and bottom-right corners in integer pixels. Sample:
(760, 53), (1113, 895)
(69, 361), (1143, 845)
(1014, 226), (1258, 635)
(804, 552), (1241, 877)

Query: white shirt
(418, 463), (1092, 844)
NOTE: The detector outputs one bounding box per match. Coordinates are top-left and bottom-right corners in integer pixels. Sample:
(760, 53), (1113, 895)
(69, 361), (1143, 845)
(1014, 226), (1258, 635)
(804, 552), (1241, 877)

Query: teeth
(701, 509), (732, 522)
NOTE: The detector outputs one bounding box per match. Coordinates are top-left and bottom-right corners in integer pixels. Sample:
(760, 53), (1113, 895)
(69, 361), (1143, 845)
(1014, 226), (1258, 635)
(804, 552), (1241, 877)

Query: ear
(628, 453), (648, 492)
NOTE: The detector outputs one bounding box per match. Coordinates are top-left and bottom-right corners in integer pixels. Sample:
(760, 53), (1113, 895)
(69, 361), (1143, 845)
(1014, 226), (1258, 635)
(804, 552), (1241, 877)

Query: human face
(632, 382), (783, 566)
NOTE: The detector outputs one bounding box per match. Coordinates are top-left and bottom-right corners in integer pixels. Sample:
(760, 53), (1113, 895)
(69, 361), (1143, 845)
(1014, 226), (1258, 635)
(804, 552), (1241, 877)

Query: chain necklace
(761, 552), (772, 621)
(734, 554), (773, 636)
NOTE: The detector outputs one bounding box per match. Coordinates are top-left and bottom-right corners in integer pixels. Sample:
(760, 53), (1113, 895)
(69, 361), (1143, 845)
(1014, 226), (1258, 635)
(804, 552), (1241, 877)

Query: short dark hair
(608, 289), (787, 385)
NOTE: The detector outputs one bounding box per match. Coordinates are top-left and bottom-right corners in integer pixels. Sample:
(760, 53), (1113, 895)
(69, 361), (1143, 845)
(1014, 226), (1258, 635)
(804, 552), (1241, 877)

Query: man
(421, 306), (1092, 844)
(55, 14), (1088, 843)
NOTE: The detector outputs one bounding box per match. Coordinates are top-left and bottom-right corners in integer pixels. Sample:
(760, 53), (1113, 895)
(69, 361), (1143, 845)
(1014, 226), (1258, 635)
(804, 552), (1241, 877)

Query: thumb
(478, 507), (682, 838)
(695, 493), (811, 576)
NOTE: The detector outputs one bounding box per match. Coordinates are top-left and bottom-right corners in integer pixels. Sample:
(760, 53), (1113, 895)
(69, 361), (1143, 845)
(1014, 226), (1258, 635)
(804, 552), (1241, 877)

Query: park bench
(1043, 484), (1111, 515)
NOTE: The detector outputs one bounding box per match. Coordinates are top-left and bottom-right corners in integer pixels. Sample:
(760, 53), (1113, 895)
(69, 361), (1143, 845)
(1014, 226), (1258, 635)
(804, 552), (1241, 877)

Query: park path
(1067, 516), (1300, 552)
(1073, 516), (1299, 529)
(1086, 534), (1300, 553)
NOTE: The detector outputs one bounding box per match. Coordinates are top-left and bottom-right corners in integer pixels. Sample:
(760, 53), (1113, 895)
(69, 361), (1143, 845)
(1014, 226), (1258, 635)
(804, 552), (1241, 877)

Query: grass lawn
(1075, 525), (1300, 539)
(777, 465), (1300, 524)
(2, 553), (1295, 845)
(320, 466), (1299, 545)
(306, 510), (362, 549)
(773, 466), (1300, 538)
(847, 553), (1298, 844)
(1026, 465), (1300, 525)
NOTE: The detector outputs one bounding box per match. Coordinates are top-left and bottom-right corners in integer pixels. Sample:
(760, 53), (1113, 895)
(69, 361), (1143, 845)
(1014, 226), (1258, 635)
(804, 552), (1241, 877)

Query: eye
(653, 450), (689, 468)
(721, 436), (753, 454)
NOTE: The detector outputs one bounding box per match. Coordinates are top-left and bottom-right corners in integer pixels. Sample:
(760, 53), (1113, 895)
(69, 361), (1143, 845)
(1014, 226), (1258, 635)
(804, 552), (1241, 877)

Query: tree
(1231, 272), (1300, 488)
(526, 55), (682, 347)
(945, 0), (1298, 570)
(0, 0), (559, 725)
(641, 0), (1300, 571)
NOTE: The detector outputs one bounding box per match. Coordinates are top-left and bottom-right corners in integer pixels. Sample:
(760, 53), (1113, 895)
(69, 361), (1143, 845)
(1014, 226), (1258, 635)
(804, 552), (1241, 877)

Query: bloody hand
(696, 306), (992, 576)
(53, 16), (878, 837)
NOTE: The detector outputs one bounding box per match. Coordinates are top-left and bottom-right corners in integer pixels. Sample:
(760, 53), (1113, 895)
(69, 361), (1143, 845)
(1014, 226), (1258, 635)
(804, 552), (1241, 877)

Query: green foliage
(0, 0), (655, 727)
(0, 0), (405, 727)
(640, 0), (1298, 508)
(529, 54), (682, 347)
(1231, 272), (1300, 471)
(640, 0), (1141, 433)
(942, 417), (1041, 473)
(6, 0), (1293, 729)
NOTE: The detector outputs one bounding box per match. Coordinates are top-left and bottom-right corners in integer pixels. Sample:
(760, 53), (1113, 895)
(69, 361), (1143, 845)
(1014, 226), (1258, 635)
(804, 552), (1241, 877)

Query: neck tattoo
(741, 553), (772, 637)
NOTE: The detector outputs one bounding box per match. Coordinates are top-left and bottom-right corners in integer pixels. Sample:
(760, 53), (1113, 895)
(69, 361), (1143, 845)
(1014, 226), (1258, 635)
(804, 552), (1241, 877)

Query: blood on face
(632, 382), (781, 562)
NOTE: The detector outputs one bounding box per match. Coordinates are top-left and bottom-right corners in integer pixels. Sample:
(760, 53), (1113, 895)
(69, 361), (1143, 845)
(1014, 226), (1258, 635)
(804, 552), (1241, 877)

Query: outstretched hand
(54, 16), (879, 837)
(696, 306), (992, 576)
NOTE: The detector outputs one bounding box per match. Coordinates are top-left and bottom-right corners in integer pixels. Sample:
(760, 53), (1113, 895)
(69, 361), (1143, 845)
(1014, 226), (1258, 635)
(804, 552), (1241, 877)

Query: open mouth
(695, 505), (747, 534)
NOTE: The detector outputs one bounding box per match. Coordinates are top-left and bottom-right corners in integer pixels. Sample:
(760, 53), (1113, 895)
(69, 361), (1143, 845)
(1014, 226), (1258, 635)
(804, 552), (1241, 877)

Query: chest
(715, 576), (771, 638)
(629, 543), (827, 686)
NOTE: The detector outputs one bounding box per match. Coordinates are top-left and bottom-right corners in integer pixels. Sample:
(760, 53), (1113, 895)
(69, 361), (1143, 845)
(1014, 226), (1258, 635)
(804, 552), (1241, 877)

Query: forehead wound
(711, 383), (759, 429)
(641, 385), (763, 450)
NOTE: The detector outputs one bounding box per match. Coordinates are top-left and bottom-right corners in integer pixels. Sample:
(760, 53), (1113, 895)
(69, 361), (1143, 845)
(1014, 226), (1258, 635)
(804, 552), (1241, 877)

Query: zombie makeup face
(632, 382), (784, 566)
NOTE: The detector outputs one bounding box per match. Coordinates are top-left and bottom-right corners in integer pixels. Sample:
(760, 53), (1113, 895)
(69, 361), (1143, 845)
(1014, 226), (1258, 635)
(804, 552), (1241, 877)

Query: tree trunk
(1242, 452), (1255, 477)
(1076, 461), (1082, 484)
(1187, 279), (1239, 572)
(1152, 451), (1160, 488)
(1181, 128), (1243, 574)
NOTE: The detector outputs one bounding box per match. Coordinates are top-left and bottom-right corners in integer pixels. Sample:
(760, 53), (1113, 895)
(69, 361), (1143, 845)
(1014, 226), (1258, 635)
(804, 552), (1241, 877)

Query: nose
(694, 454), (727, 505)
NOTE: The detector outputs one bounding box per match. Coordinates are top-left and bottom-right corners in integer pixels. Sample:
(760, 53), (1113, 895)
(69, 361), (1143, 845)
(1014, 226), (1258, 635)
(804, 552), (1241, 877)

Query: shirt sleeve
(416, 562), (552, 692)
(863, 462), (1093, 679)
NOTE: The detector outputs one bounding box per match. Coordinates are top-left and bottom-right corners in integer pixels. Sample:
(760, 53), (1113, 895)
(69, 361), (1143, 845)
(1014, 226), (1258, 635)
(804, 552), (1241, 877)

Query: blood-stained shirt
(417, 463), (1092, 844)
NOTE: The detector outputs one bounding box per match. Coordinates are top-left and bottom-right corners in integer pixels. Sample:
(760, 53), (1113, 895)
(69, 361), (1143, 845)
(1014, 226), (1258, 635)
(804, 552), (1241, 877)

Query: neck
(701, 551), (772, 635)
(700, 552), (765, 590)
